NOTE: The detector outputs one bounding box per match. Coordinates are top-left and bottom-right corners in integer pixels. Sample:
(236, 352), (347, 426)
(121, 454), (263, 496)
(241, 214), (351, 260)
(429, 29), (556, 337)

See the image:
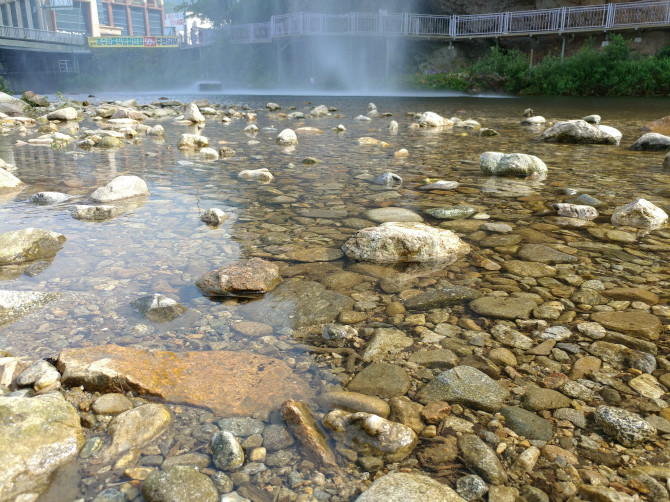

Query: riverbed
(2, 93), (670, 501)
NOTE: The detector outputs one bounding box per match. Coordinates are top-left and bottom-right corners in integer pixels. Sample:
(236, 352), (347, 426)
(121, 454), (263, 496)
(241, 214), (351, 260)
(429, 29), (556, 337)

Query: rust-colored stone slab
(281, 399), (339, 470)
(57, 345), (313, 418)
(590, 311), (663, 342)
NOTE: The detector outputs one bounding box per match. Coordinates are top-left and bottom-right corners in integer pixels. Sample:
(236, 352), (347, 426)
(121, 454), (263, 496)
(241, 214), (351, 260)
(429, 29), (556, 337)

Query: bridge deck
(0, 25), (88, 53)
(225, 0), (670, 43)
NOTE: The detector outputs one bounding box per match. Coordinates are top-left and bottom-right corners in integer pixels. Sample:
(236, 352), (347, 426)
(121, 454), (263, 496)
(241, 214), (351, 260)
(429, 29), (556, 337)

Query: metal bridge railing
(0, 24), (86, 45)
(225, 0), (670, 43)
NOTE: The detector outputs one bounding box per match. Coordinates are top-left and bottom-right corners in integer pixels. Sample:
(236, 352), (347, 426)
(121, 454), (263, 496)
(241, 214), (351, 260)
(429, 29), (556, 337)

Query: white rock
(480, 152), (547, 177)
(70, 204), (122, 221)
(90, 175), (149, 202)
(418, 111), (452, 127)
(521, 116), (546, 126)
(630, 132), (670, 151)
(597, 125), (622, 146)
(199, 147), (219, 160)
(552, 203), (598, 220)
(583, 114), (601, 124)
(0, 167), (21, 188)
(611, 198), (668, 229)
(342, 222), (470, 264)
(177, 134), (209, 149)
(311, 105), (329, 117)
(46, 107), (78, 121)
(389, 120), (398, 133)
(201, 208), (227, 225)
(183, 102), (206, 123)
(243, 124), (258, 134)
(541, 120), (619, 145)
(30, 192), (71, 205)
(238, 168), (273, 182)
(276, 128), (298, 146)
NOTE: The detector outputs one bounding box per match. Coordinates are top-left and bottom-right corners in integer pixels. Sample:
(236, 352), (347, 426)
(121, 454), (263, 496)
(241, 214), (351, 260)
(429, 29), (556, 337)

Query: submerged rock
(342, 222), (470, 264)
(101, 403), (171, 462)
(90, 175), (149, 202)
(323, 409), (418, 462)
(553, 203), (598, 220)
(30, 191), (71, 205)
(200, 208), (227, 225)
(281, 400), (338, 469)
(595, 406), (656, 446)
(611, 198), (668, 228)
(356, 472), (465, 502)
(417, 111), (452, 127)
(480, 152), (547, 177)
(238, 168), (274, 182)
(142, 466), (218, 502)
(70, 204), (123, 221)
(0, 227), (66, 265)
(0, 290), (60, 327)
(177, 133), (208, 149)
(130, 293), (186, 322)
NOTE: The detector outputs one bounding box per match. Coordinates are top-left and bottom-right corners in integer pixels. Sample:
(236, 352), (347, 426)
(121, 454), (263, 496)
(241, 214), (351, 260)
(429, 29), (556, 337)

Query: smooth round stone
(458, 434), (507, 485)
(480, 222), (513, 233)
(230, 321), (273, 337)
(91, 393), (133, 415)
(319, 390), (391, 418)
(501, 406), (552, 441)
(595, 406), (656, 446)
(522, 388), (571, 411)
(418, 180), (460, 191)
(142, 466), (218, 502)
(456, 474), (489, 501)
(479, 233), (522, 247)
(502, 260), (556, 278)
(517, 244), (578, 264)
(356, 472), (464, 502)
(284, 247), (344, 262)
(348, 362), (411, 399)
(424, 206), (477, 220)
(590, 311), (662, 341)
(262, 424), (294, 451)
(470, 297), (538, 320)
(210, 431), (244, 470)
(365, 207), (423, 223)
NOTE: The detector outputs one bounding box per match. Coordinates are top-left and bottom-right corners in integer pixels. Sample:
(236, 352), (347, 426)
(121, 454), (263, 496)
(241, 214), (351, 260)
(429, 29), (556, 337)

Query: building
(0, 0), (166, 37)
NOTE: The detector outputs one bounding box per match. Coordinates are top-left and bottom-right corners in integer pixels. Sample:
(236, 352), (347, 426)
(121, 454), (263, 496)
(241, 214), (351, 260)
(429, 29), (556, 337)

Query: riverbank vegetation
(407, 35), (670, 96)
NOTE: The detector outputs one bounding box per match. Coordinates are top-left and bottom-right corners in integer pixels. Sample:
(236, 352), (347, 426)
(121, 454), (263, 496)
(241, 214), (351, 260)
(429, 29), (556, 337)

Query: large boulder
(90, 175), (149, 202)
(183, 102), (206, 123)
(195, 258), (281, 297)
(480, 152), (547, 177)
(0, 167), (21, 189)
(342, 222), (469, 264)
(0, 91), (29, 114)
(46, 107), (78, 121)
(0, 394), (84, 501)
(611, 198), (668, 229)
(0, 227), (66, 265)
(541, 119), (620, 145)
(417, 111), (453, 127)
(630, 132), (670, 151)
(276, 128), (298, 146)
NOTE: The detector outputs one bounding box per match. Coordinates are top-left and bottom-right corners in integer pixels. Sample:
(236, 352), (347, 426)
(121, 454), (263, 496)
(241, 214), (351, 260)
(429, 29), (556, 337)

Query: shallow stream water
(2, 93), (670, 500)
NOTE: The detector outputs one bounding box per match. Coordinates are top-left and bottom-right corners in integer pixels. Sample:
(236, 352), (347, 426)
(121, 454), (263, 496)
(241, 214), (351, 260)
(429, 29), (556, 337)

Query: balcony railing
(225, 0), (670, 43)
(0, 24), (86, 45)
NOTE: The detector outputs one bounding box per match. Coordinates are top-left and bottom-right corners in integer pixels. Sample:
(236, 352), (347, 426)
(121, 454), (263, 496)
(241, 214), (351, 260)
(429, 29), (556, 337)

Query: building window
(96, 0), (108, 25)
(111, 4), (128, 35)
(130, 6), (145, 35)
(55, 1), (88, 33)
(148, 8), (161, 36)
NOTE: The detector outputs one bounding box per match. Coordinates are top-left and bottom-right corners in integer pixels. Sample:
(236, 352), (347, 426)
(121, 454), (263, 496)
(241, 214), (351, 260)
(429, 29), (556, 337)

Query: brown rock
(570, 356), (602, 380)
(642, 115), (670, 136)
(590, 311), (663, 342)
(601, 287), (659, 305)
(281, 400), (338, 470)
(389, 397), (425, 434)
(542, 445), (579, 465)
(57, 345), (312, 417)
(421, 401), (451, 425)
(231, 321), (273, 337)
(195, 258), (281, 297)
(527, 339), (556, 356)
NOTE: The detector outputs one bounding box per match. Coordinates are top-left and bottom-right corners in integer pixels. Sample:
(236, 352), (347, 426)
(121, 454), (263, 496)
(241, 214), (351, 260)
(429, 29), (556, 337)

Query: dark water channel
(1, 93), (670, 500)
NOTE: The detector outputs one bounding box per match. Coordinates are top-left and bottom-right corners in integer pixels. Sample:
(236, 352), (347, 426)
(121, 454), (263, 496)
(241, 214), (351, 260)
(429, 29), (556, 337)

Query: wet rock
(365, 207), (422, 223)
(456, 474), (489, 501)
(360, 328), (413, 362)
(490, 324), (534, 349)
(0, 167), (21, 189)
(70, 204), (122, 221)
(16, 359), (60, 391)
(266, 102), (280, 111)
(21, 90), (49, 107)
(342, 222), (470, 264)
(522, 388), (571, 411)
(356, 472), (465, 502)
(281, 399), (338, 469)
(404, 285), (482, 310)
(594, 405), (656, 446)
(142, 466), (218, 502)
(101, 403), (171, 461)
(177, 133), (208, 149)
(0, 227), (66, 265)
(628, 373), (665, 399)
(583, 114), (601, 124)
(418, 180), (460, 191)
(553, 203), (598, 220)
(58, 345), (312, 417)
(210, 431), (245, 470)
(517, 243), (578, 264)
(630, 132), (670, 151)
(200, 208), (227, 225)
(458, 434), (507, 485)
(611, 198), (668, 228)
(196, 258), (280, 297)
(590, 311), (662, 342)
(47, 106), (78, 121)
(199, 147), (219, 160)
(283, 246), (344, 262)
(417, 111), (452, 127)
(502, 260), (556, 278)
(321, 323), (357, 347)
(91, 393), (133, 415)
(541, 120), (619, 145)
(0, 91), (29, 114)
(262, 424), (294, 451)
(323, 409), (418, 462)
(521, 116), (545, 126)
(0, 290), (60, 327)
(130, 293), (186, 322)
(238, 168), (274, 182)
(601, 287), (659, 305)
(389, 397), (425, 434)
(480, 152), (548, 177)
(90, 175), (148, 202)
(408, 349), (460, 370)
(348, 362), (410, 398)
(0, 394), (84, 502)
(375, 172), (402, 187)
(218, 417), (264, 437)
(320, 390), (391, 418)
(470, 297), (537, 320)
(183, 102), (205, 123)
(29, 191), (71, 205)
(665, 151), (670, 168)
(358, 136), (388, 146)
(276, 128), (298, 146)
(500, 406), (552, 441)
(416, 365), (509, 412)
(239, 279), (353, 329)
(425, 205), (477, 220)
(513, 446), (541, 472)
